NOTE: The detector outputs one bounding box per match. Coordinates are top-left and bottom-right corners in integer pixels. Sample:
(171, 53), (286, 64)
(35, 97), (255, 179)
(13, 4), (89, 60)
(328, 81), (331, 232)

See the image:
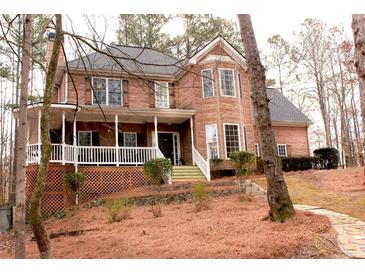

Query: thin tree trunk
(14, 14), (33, 259)
(10, 17), (23, 205)
(352, 15), (365, 169)
(238, 14), (295, 222)
(30, 14), (63, 259)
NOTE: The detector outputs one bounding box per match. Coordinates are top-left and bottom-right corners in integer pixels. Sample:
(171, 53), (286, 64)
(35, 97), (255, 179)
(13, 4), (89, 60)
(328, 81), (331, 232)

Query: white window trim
(91, 77), (123, 106)
(201, 68), (215, 98)
(223, 123), (241, 159)
(277, 144), (287, 157)
(255, 143), (260, 157)
(78, 131), (92, 146)
(218, 68), (236, 97)
(123, 132), (137, 147)
(205, 124), (219, 159)
(154, 81), (170, 109)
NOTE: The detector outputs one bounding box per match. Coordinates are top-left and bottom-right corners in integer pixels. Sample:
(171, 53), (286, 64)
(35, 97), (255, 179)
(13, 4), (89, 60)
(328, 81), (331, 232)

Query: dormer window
(219, 68), (236, 97)
(155, 82), (169, 108)
(92, 77), (122, 106)
(202, 69), (214, 98)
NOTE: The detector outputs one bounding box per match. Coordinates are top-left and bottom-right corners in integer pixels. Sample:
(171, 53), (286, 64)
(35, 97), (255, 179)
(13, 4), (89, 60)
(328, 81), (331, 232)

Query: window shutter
(92, 131), (99, 146)
(148, 80), (155, 108)
(85, 77), (92, 105)
(137, 133), (144, 147)
(118, 132), (124, 147)
(122, 80), (129, 107)
(286, 145), (292, 157)
(169, 82), (175, 109)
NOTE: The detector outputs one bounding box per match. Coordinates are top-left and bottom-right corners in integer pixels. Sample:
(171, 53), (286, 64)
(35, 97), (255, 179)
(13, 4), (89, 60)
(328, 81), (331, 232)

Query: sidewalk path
(294, 204), (365, 259)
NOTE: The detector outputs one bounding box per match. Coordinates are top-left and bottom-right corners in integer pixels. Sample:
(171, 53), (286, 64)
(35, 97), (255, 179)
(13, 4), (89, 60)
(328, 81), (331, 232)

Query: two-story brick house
(20, 34), (311, 188)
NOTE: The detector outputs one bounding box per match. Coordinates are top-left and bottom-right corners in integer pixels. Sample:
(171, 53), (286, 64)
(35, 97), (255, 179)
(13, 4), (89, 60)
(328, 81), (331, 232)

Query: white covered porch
(18, 104), (211, 181)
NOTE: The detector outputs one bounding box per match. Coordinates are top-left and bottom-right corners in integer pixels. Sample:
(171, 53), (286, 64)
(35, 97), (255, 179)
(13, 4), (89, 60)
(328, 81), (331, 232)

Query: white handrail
(26, 144), (161, 166)
(192, 147), (211, 181)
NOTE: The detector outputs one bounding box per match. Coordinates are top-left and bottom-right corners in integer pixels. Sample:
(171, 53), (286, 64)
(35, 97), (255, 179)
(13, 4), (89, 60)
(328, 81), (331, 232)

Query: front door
(158, 133), (174, 164)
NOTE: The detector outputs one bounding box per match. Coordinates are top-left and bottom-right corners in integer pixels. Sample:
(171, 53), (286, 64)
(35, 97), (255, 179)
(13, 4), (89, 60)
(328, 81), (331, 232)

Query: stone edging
(294, 204), (365, 259)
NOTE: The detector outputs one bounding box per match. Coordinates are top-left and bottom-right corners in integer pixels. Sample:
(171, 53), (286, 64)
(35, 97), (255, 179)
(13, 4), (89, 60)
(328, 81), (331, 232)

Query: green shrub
(255, 157), (264, 174)
(64, 172), (86, 205)
(143, 158), (172, 186)
(230, 151), (255, 201)
(143, 158), (172, 218)
(210, 157), (224, 179)
(104, 197), (131, 222)
(281, 156), (317, 172)
(313, 147), (339, 169)
(192, 183), (210, 212)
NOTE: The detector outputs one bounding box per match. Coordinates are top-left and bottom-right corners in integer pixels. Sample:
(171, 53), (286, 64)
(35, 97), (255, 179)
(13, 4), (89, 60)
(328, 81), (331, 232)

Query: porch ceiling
(76, 106), (195, 124)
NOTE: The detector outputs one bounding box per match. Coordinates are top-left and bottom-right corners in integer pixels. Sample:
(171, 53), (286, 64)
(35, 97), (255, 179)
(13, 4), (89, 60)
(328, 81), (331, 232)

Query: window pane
(206, 124), (218, 159)
(202, 69), (213, 97)
(78, 132), (92, 146)
(155, 82), (169, 108)
(277, 145), (287, 157)
(108, 79), (121, 105)
(255, 144), (260, 157)
(93, 78), (106, 105)
(220, 69), (235, 96)
(124, 133), (137, 147)
(224, 124), (240, 158)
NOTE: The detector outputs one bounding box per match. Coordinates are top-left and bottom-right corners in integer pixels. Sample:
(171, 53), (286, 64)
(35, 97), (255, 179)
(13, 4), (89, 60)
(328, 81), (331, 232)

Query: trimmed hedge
(256, 156), (318, 173)
(313, 147), (340, 170)
(281, 156), (316, 172)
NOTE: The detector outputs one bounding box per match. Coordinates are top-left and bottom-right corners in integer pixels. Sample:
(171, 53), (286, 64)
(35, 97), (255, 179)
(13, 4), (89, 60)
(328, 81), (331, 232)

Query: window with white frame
(205, 124), (219, 159)
(92, 78), (122, 106)
(219, 69), (236, 96)
(124, 132), (137, 147)
(202, 69), (214, 98)
(255, 143), (260, 157)
(108, 79), (122, 105)
(224, 124), (240, 158)
(155, 82), (169, 108)
(78, 131), (92, 146)
(277, 144), (287, 157)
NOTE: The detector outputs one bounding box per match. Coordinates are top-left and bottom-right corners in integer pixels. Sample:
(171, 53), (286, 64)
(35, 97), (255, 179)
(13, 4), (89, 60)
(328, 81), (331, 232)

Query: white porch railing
(26, 144), (162, 166)
(192, 147), (211, 181)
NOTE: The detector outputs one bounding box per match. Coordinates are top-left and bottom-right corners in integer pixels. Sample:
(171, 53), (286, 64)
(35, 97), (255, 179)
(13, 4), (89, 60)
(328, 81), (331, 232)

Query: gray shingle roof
(264, 88), (312, 124)
(67, 45), (182, 76)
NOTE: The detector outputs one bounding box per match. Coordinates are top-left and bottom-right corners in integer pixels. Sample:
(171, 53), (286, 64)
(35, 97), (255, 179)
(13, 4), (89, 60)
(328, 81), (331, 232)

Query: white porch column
(115, 114), (119, 166)
(154, 115), (158, 148)
(190, 116), (195, 165)
(62, 111), (66, 165)
(37, 109), (41, 164)
(73, 114), (78, 172)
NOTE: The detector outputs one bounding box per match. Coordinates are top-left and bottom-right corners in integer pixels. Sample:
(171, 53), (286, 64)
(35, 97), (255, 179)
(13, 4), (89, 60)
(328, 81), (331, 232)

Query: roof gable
(188, 36), (246, 68)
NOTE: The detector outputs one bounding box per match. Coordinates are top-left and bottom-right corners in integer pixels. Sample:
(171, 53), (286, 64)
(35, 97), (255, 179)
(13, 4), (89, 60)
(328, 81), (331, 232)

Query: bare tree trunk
(30, 14), (63, 259)
(352, 15), (365, 170)
(238, 14), (295, 222)
(14, 14), (33, 259)
(10, 17), (23, 205)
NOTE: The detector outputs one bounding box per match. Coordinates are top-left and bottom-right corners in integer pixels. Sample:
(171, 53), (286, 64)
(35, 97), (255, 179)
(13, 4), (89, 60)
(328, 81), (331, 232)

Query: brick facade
(49, 41), (310, 169)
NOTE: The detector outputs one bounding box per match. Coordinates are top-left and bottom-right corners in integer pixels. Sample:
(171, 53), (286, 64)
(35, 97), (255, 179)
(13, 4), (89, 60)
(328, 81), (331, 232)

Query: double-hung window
(205, 124), (219, 159)
(202, 69), (214, 98)
(92, 78), (122, 106)
(224, 124), (240, 158)
(78, 131), (92, 146)
(255, 143), (260, 157)
(277, 144), (287, 157)
(124, 132), (137, 147)
(219, 68), (236, 96)
(155, 82), (169, 108)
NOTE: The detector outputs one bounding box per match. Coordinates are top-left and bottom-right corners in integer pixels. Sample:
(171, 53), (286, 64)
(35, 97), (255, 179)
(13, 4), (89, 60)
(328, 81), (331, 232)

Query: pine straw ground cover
(255, 167), (365, 221)
(0, 194), (343, 259)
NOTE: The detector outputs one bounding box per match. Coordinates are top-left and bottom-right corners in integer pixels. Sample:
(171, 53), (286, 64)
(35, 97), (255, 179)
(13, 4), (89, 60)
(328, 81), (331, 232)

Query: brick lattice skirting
(26, 165), (152, 218)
